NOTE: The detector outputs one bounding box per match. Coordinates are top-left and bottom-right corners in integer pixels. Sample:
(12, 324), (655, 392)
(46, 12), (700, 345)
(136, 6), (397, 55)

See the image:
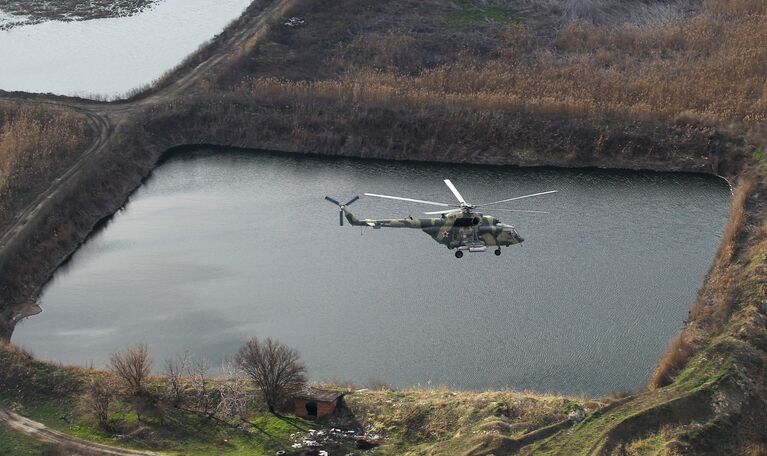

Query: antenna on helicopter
(325, 196), (360, 226)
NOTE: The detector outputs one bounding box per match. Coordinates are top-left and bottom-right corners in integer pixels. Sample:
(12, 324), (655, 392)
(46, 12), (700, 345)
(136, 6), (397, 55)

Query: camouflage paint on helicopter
(342, 207), (524, 249)
(326, 180), (556, 258)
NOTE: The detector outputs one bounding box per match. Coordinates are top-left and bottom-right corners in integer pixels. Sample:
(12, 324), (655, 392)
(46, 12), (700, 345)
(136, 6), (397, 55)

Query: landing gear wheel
(495, 249), (502, 256)
(455, 250), (464, 259)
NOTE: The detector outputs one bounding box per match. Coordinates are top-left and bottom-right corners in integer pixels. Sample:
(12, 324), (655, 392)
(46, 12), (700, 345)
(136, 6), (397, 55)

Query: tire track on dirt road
(0, 409), (164, 455)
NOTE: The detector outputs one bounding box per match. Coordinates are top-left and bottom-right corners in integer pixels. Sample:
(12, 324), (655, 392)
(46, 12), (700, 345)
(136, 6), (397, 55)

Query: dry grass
(651, 178), (764, 388)
(746, 443), (767, 456)
(650, 325), (706, 389)
(226, 0), (767, 126)
(0, 339), (81, 401)
(0, 103), (88, 227)
(344, 387), (603, 451)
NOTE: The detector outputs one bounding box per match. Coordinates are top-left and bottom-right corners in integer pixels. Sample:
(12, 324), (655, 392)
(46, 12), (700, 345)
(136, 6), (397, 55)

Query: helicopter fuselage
(342, 208), (523, 251)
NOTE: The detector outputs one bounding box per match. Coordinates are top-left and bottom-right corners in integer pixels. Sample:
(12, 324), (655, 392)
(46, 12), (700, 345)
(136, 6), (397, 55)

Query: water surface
(14, 149), (731, 395)
(0, 0), (251, 97)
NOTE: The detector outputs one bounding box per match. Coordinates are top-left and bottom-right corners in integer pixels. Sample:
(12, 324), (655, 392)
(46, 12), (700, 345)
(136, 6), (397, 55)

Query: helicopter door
(461, 227), (476, 243)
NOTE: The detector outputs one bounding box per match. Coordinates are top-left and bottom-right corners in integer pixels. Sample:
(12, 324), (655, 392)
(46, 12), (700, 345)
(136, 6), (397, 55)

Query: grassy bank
(0, 424), (57, 456)
(0, 341), (595, 455)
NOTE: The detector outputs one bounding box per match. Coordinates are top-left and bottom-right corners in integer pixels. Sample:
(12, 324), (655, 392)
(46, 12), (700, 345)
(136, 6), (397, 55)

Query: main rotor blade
(444, 179), (467, 204)
(364, 193), (452, 207)
(488, 208), (550, 214)
(477, 190), (558, 207)
(325, 196), (341, 206)
(424, 209), (463, 215)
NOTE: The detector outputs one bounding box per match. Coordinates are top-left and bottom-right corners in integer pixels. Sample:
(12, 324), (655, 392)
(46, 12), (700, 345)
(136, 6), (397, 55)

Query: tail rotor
(325, 196), (360, 226)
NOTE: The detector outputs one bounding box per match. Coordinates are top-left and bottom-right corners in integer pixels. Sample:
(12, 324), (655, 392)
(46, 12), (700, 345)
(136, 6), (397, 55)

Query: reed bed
(0, 104), (87, 227)
(232, 0), (767, 126)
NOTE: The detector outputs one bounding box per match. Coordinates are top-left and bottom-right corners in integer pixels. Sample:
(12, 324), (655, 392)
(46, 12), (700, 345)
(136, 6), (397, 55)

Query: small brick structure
(292, 388), (346, 418)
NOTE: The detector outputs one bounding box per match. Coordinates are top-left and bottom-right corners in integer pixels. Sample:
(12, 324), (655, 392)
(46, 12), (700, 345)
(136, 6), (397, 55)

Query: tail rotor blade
(345, 195), (360, 206)
(325, 196), (341, 206)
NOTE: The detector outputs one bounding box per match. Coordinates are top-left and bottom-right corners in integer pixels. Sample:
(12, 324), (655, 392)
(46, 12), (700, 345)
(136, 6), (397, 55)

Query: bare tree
(186, 355), (214, 416)
(79, 375), (116, 431)
(217, 359), (254, 421)
(164, 351), (190, 406)
(235, 337), (306, 413)
(109, 343), (153, 395)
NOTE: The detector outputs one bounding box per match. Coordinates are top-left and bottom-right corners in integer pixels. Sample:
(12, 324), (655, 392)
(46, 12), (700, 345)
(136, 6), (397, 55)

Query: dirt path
(0, 107), (112, 256)
(0, 409), (164, 455)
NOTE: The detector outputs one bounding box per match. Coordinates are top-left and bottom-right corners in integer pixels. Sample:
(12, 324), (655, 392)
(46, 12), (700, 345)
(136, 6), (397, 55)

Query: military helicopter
(325, 179), (556, 258)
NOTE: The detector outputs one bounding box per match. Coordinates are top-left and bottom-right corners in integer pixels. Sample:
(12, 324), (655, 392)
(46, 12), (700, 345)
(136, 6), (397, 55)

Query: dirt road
(0, 409), (164, 455)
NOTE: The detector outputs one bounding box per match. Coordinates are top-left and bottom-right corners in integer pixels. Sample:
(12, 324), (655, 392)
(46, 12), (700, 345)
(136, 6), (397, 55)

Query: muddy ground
(0, 0), (156, 30)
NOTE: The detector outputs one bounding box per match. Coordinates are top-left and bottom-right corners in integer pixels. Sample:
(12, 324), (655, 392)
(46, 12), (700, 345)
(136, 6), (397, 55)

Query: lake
(13, 149), (731, 395)
(0, 0), (251, 98)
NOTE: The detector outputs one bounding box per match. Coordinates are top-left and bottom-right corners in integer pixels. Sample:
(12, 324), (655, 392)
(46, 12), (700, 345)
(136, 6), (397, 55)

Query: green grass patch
(2, 393), (353, 456)
(445, 7), (520, 27)
(625, 432), (665, 455)
(754, 148), (767, 172)
(0, 423), (57, 456)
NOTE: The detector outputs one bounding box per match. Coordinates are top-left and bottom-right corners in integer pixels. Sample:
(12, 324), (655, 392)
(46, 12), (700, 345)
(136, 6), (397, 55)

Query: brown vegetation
(78, 374), (117, 430)
(215, 0), (767, 127)
(109, 343), (153, 396)
(0, 102), (88, 229)
(652, 177), (765, 388)
(0, 340), (81, 401)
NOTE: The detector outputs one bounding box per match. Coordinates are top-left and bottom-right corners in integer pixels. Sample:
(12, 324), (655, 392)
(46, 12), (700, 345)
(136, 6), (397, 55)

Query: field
(0, 0), (765, 453)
